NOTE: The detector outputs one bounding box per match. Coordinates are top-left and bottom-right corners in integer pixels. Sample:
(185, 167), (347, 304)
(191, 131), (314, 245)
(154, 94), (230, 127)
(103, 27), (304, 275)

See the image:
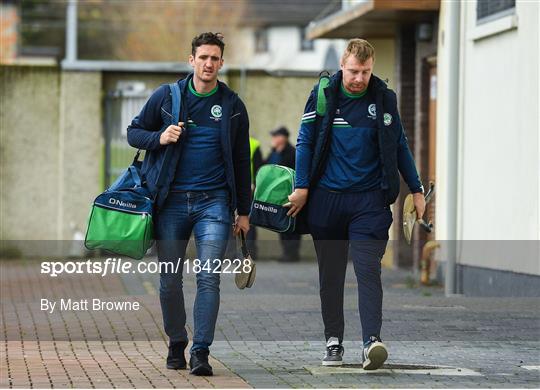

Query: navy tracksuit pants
(307, 187), (393, 344)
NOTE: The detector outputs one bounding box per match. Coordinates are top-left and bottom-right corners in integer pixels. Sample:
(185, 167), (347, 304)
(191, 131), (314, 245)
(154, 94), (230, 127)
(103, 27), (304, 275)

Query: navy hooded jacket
(126, 74), (251, 215)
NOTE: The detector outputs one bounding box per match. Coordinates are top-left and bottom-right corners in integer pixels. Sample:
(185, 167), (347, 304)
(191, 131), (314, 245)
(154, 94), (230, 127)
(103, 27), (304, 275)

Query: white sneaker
(362, 336), (388, 370)
(322, 337), (344, 366)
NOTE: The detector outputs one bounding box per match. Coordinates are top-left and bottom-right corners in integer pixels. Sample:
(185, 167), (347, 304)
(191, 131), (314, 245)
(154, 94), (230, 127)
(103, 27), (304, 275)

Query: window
(255, 29), (268, 53)
(323, 46), (339, 71)
(300, 30), (314, 52)
(477, 0), (515, 24)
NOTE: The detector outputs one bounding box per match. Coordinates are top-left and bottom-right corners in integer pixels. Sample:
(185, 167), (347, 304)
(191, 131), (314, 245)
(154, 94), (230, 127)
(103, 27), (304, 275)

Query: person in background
(266, 126), (301, 262)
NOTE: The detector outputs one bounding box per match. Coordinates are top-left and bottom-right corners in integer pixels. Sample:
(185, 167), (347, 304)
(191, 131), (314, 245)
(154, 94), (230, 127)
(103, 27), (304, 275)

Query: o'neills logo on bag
(109, 198), (137, 209)
(254, 202), (278, 214)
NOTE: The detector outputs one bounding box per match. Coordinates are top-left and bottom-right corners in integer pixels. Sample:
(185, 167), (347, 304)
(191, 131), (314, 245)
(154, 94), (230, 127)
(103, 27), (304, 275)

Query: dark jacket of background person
(126, 74), (251, 214)
(266, 142), (296, 169)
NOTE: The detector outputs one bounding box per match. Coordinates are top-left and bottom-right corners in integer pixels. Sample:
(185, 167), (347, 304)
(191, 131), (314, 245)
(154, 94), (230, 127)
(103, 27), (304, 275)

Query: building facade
(306, 0), (539, 296)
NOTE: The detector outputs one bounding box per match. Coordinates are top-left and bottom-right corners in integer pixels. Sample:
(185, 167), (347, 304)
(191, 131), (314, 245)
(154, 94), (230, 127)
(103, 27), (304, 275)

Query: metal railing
(103, 88), (151, 188)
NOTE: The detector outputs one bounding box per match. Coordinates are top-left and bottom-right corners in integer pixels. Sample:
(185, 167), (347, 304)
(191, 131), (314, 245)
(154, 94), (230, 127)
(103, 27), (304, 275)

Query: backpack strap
(155, 83), (182, 189)
(316, 71), (331, 116)
(132, 82), (181, 166)
(309, 71), (337, 187)
(169, 82), (181, 125)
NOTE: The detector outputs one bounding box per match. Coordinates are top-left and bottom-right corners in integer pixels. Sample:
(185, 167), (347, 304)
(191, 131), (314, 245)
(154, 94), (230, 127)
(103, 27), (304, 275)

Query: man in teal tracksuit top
(286, 39), (426, 370)
(127, 32), (250, 376)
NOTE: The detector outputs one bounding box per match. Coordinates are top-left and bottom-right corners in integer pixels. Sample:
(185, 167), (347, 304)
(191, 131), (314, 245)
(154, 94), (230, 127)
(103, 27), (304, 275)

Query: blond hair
(342, 38), (375, 64)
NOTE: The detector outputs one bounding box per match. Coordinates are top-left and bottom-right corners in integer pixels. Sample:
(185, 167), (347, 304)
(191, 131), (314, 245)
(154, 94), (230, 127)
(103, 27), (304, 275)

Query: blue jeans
(155, 189), (231, 352)
(308, 187), (393, 345)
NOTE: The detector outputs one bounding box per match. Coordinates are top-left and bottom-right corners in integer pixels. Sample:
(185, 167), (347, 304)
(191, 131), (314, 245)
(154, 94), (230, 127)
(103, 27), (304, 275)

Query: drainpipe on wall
(63, 0), (77, 65)
(444, 0), (460, 296)
(57, 0), (77, 246)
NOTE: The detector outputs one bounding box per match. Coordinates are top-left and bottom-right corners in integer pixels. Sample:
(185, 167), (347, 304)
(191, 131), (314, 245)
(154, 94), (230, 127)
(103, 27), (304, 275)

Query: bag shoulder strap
(155, 83), (182, 189)
(132, 82), (182, 165)
(310, 71), (337, 187)
(128, 165), (142, 187)
(169, 82), (181, 124)
(316, 71), (331, 117)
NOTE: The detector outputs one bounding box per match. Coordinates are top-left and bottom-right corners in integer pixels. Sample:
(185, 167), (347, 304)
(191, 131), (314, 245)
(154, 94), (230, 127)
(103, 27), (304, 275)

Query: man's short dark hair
(191, 32), (225, 57)
(270, 126), (290, 138)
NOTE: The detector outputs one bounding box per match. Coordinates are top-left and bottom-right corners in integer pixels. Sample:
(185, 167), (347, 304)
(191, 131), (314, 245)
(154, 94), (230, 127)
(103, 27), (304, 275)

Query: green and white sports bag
(249, 164), (296, 233)
(85, 83), (182, 259)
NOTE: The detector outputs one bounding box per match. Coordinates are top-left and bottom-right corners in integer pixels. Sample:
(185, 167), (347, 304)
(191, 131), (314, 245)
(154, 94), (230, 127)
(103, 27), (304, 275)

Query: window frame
(476, 0), (516, 25)
(254, 28), (269, 54)
(300, 29), (314, 52)
(470, 0), (518, 41)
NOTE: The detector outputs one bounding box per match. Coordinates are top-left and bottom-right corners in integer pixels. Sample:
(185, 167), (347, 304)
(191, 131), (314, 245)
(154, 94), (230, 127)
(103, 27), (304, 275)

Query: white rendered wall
(437, 0), (539, 275)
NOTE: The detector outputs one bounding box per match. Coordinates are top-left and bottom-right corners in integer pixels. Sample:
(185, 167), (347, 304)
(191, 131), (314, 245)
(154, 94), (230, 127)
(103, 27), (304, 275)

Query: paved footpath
(1, 257), (539, 388)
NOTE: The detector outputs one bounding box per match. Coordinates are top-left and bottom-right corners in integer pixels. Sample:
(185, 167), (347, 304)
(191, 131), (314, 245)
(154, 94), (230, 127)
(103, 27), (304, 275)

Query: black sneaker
(189, 349), (213, 376)
(322, 337), (344, 366)
(166, 341), (187, 369)
(362, 336), (388, 370)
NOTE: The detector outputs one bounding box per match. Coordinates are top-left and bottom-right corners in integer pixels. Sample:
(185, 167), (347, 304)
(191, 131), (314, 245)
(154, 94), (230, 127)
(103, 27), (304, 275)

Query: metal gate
(103, 83), (151, 188)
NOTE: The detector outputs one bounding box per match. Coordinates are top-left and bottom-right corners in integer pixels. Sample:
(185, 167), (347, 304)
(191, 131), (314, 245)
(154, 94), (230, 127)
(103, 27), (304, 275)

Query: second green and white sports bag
(249, 164), (296, 233)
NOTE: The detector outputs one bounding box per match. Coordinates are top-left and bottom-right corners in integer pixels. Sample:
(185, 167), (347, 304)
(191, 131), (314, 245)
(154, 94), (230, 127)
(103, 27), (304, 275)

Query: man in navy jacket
(127, 32), (250, 376)
(286, 39), (425, 370)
